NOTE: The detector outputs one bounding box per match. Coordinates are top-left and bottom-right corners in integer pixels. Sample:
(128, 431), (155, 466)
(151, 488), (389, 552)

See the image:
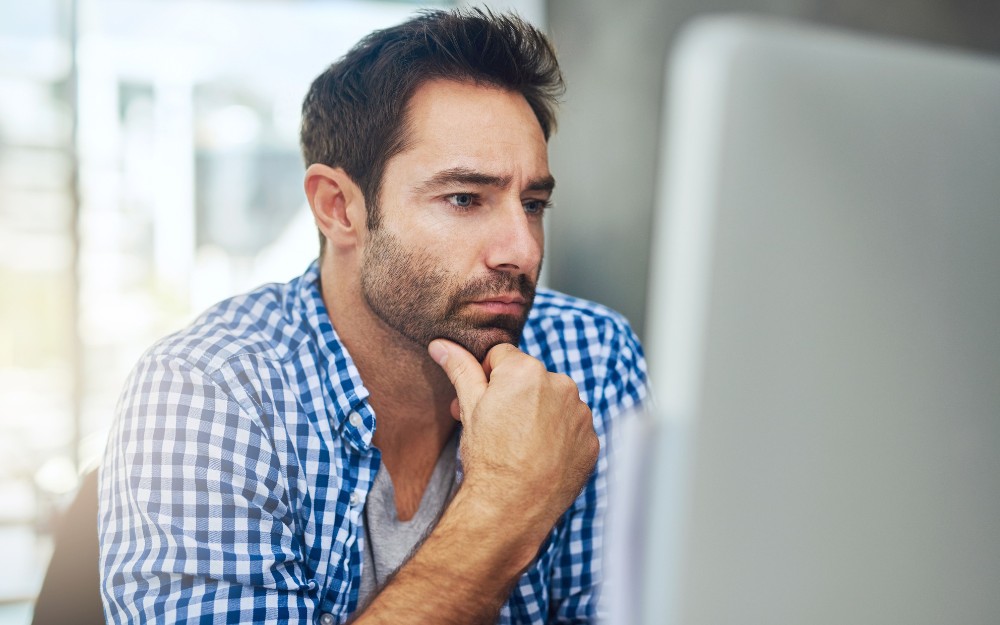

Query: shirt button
(349, 491), (362, 506)
(319, 613), (335, 625)
(348, 412), (362, 427)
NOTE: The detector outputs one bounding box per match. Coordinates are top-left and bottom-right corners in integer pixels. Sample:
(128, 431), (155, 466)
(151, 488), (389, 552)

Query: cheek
(424, 229), (486, 267)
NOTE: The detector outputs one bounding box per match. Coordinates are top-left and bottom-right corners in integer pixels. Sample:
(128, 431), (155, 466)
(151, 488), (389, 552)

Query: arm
(100, 356), (311, 624)
(350, 340), (600, 624)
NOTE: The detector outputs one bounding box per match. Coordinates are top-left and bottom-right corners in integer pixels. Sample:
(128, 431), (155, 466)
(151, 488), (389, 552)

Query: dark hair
(300, 8), (564, 241)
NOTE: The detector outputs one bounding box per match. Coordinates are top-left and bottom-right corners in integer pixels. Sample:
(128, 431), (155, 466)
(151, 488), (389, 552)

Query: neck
(319, 253), (457, 458)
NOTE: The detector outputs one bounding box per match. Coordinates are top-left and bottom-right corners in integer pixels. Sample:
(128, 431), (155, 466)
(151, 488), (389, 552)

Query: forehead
(392, 78), (550, 178)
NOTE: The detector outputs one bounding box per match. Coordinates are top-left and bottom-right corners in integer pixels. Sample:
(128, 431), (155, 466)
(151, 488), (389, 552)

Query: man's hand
(428, 339), (600, 565)
(350, 341), (598, 624)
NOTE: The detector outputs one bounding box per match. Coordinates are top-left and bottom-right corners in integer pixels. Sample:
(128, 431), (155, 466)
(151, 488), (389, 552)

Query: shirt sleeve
(546, 316), (649, 623)
(99, 354), (316, 624)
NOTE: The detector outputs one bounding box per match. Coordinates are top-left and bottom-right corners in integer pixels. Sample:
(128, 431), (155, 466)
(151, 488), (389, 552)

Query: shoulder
(144, 279), (308, 377)
(116, 276), (319, 425)
(524, 288), (643, 361)
(112, 278), (318, 467)
(523, 288), (647, 414)
(527, 288), (636, 334)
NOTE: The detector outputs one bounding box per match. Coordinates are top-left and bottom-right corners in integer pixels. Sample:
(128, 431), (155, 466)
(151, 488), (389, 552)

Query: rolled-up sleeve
(99, 355), (315, 624)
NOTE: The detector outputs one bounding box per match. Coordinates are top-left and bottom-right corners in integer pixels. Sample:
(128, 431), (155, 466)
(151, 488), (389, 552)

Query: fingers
(480, 342), (522, 380)
(428, 339), (488, 420)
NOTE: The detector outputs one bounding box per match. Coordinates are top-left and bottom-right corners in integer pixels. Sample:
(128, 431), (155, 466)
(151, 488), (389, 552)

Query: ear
(304, 164), (367, 249)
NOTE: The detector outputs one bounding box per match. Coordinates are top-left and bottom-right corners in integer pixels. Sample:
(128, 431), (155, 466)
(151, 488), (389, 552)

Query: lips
(466, 294), (527, 315)
(446, 273), (536, 319)
(474, 294), (527, 305)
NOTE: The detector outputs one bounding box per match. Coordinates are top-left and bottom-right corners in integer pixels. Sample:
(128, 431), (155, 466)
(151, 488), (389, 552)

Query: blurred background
(0, 0), (996, 621)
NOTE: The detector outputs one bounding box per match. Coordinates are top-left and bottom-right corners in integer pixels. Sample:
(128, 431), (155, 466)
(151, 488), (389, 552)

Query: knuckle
(488, 342), (519, 360)
(555, 373), (579, 392)
(549, 374), (581, 400)
(583, 431), (600, 462)
(522, 355), (546, 375)
(504, 352), (546, 382)
(500, 342), (520, 354)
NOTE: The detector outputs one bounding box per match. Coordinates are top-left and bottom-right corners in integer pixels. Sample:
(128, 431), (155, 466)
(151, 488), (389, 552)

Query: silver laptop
(609, 15), (1000, 625)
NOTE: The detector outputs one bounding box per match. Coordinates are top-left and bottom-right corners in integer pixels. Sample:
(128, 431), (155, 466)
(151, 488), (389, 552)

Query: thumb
(428, 339), (487, 420)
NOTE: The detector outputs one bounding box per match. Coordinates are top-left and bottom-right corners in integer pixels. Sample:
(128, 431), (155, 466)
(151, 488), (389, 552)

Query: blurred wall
(544, 0), (1000, 340)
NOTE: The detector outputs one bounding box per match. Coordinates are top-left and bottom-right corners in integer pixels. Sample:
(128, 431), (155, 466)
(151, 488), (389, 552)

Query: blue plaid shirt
(100, 260), (647, 624)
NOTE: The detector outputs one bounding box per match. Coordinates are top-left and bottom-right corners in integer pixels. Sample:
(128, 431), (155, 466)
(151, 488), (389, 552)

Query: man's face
(359, 79), (551, 362)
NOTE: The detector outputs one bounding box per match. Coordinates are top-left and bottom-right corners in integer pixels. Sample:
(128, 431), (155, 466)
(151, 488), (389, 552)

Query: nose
(484, 200), (543, 277)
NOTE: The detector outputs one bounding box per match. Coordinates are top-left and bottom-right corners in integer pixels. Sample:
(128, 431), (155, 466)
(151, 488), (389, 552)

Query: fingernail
(428, 340), (448, 365)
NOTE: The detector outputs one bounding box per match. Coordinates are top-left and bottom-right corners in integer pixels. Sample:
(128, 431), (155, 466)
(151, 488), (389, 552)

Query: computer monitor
(609, 15), (1000, 625)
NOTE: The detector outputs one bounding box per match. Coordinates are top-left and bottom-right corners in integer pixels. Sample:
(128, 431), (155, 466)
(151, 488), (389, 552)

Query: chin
(450, 327), (522, 363)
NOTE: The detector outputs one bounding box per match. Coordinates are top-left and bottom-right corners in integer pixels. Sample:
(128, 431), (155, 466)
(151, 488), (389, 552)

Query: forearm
(351, 481), (547, 624)
(351, 339), (599, 624)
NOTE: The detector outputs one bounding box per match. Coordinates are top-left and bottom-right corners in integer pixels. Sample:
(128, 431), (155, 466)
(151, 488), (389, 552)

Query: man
(100, 9), (646, 624)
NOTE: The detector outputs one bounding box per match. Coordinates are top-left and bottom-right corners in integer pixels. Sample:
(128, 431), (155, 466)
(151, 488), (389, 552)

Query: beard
(360, 227), (537, 362)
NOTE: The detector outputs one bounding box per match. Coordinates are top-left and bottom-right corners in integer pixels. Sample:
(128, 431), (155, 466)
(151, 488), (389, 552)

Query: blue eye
(524, 199), (552, 215)
(447, 193), (475, 208)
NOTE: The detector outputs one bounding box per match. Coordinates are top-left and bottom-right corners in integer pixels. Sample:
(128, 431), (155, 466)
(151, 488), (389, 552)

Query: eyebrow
(415, 167), (556, 194)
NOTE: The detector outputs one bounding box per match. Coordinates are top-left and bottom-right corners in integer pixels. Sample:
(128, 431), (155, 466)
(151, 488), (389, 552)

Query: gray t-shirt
(357, 430), (459, 608)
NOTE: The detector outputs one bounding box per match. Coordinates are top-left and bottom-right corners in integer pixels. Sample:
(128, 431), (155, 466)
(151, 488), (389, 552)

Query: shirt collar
(295, 259), (376, 451)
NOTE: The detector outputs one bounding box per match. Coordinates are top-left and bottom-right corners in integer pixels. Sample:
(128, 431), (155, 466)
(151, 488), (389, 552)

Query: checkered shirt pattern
(99, 260), (647, 624)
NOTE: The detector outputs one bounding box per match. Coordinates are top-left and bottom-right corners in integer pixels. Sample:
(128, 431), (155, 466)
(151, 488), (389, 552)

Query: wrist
(449, 476), (553, 574)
